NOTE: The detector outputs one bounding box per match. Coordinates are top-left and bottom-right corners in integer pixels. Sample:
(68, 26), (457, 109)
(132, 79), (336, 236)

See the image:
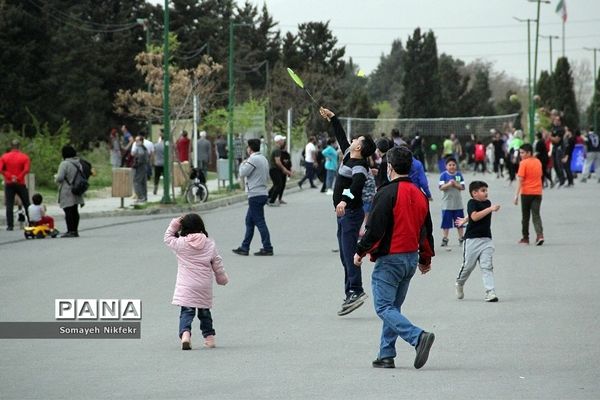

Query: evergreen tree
(552, 57), (579, 129)
(399, 28), (441, 118)
(340, 60), (378, 119)
(233, 2), (281, 98)
(275, 21), (346, 134)
(586, 66), (600, 132)
(463, 67), (495, 116)
(367, 39), (404, 104)
(536, 70), (554, 108)
(438, 53), (469, 117)
(0, 1), (52, 132)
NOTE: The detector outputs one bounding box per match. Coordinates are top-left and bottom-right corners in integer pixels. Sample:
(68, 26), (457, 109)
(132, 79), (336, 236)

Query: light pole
(514, 17), (535, 142)
(227, 21), (251, 190)
(540, 34), (560, 73)
(584, 47), (599, 134)
(161, 0), (172, 203)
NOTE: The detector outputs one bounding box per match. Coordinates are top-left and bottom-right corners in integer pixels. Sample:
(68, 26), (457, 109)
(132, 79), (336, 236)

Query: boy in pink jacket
(164, 213), (229, 350)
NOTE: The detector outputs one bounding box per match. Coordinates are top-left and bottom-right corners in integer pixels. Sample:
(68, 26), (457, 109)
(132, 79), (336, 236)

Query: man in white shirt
(298, 136), (318, 189)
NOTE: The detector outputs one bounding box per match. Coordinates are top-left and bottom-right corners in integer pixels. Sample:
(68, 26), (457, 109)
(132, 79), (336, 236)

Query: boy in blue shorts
(438, 157), (465, 247)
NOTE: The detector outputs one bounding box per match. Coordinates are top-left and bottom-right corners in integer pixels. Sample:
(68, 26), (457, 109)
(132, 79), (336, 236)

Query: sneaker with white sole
(485, 290), (498, 302)
(455, 283), (464, 299)
(441, 237), (449, 247)
(337, 291), (368, 316)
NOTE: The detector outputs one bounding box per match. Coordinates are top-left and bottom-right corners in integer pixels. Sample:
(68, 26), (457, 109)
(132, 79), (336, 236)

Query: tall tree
(0, 1), (51, 132)
(587, 66), (600, 131)
(399, 28), (441, 118)
(463, 67), (495, 116)
(368, 39), (405, 104)
(536, 70), (554, 108)
(275, 21), (346, 134)
(233, 1), (281, 99)
(552, 57), (579, 128)
(438, 53), (469, 117)
(340, 59), (378, 119)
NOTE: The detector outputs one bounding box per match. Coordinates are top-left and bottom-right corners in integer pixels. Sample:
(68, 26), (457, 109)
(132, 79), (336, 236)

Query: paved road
(1, 173), (599, 399)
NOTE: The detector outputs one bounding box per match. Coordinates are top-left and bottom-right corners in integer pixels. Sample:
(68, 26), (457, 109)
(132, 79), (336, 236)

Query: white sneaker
(326, 189), (333, 195)
(485, 290), (498, 302)
(455, 283), (464, 300)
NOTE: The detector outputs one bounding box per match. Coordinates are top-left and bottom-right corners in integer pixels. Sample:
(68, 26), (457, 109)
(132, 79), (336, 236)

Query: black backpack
(69, 161), (90, 195)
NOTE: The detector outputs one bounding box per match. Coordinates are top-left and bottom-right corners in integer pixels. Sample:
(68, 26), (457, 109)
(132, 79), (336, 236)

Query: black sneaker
(372, 357), (395, 368)
(414, 331), (435, 369)
(6, 226), (14, 231)
(337, 292), (368, 316)
(254, 248), (273, 256)
(232, 247), (249, 256)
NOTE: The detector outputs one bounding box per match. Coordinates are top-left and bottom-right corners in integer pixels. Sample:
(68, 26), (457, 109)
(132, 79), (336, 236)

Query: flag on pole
(555, 0), (567, 23)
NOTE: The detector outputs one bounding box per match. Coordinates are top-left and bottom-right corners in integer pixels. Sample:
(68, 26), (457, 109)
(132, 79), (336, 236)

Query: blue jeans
(179, 307), (215, 338)
(371, 253), (423, 359)
(325, 169), (336, 190)
(337, 207), (365, 295)
(241, 195), (272, 251)
(299, 162), (316, 187)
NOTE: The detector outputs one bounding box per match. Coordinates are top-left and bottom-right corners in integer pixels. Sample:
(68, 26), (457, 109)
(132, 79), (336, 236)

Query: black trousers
(552, 149), (566, 185)
(63, 205), (80, 233)
(563, 156), (574, 185)
(153, 165), (164, 187)
(4, 184), (30, 228)
(268, 168), (285, 203)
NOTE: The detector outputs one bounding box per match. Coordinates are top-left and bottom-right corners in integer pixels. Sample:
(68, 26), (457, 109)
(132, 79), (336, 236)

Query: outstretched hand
(319, 107), (335, 121)
(455, 216), (468, 227)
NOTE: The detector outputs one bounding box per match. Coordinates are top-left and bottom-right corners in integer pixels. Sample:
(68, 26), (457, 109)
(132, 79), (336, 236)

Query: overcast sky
(150, 0), (600, 84)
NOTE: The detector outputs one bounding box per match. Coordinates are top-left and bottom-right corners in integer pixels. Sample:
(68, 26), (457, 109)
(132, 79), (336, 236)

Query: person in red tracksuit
(354, 146), (436, 370)
(0, 139), (31, 230)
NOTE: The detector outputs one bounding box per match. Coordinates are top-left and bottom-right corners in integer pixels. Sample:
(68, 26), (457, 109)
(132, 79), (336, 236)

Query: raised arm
(320, 107), (350, 153)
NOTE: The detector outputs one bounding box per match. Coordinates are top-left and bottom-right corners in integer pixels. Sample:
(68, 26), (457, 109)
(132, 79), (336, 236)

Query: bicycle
(184, 167), (209, 203)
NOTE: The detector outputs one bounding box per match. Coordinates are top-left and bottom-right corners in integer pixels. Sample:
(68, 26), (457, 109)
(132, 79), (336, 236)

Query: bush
(1, 114), (70, 189)
(81, 145), (112, 188)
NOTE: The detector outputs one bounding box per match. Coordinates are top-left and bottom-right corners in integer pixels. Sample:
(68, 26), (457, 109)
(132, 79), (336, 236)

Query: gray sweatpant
(456, 237), (495, 291)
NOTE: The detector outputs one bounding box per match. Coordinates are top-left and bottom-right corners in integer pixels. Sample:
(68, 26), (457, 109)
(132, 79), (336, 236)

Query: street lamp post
(540, 34), (560, 73)
(161, 0), (172, 203)
(584, 47), (599, 134)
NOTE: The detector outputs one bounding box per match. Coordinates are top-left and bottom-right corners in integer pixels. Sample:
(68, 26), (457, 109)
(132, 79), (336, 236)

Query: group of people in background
(447, 112), (599, 191)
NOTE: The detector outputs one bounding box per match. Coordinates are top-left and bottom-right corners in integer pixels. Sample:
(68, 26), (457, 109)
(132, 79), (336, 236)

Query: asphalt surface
(1, 173), (599, 400)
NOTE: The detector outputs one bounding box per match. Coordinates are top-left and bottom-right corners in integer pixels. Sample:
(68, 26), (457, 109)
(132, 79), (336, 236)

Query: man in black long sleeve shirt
(320, 107), (376, 316)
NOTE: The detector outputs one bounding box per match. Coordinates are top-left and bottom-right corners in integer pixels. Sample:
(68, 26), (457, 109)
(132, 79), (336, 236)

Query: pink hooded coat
(164, 218), (229, 308)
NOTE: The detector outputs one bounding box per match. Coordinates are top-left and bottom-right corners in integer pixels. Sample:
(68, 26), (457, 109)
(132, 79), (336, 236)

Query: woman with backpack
(55, 145), (85, 238)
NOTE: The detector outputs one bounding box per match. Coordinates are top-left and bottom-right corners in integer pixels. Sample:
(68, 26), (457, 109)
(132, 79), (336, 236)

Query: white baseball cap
(273, 134), (286, 142)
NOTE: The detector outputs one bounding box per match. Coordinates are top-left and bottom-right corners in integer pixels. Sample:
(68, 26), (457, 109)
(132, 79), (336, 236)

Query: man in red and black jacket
(354, 146), (436, 370)
(0, 139), (31, 230)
